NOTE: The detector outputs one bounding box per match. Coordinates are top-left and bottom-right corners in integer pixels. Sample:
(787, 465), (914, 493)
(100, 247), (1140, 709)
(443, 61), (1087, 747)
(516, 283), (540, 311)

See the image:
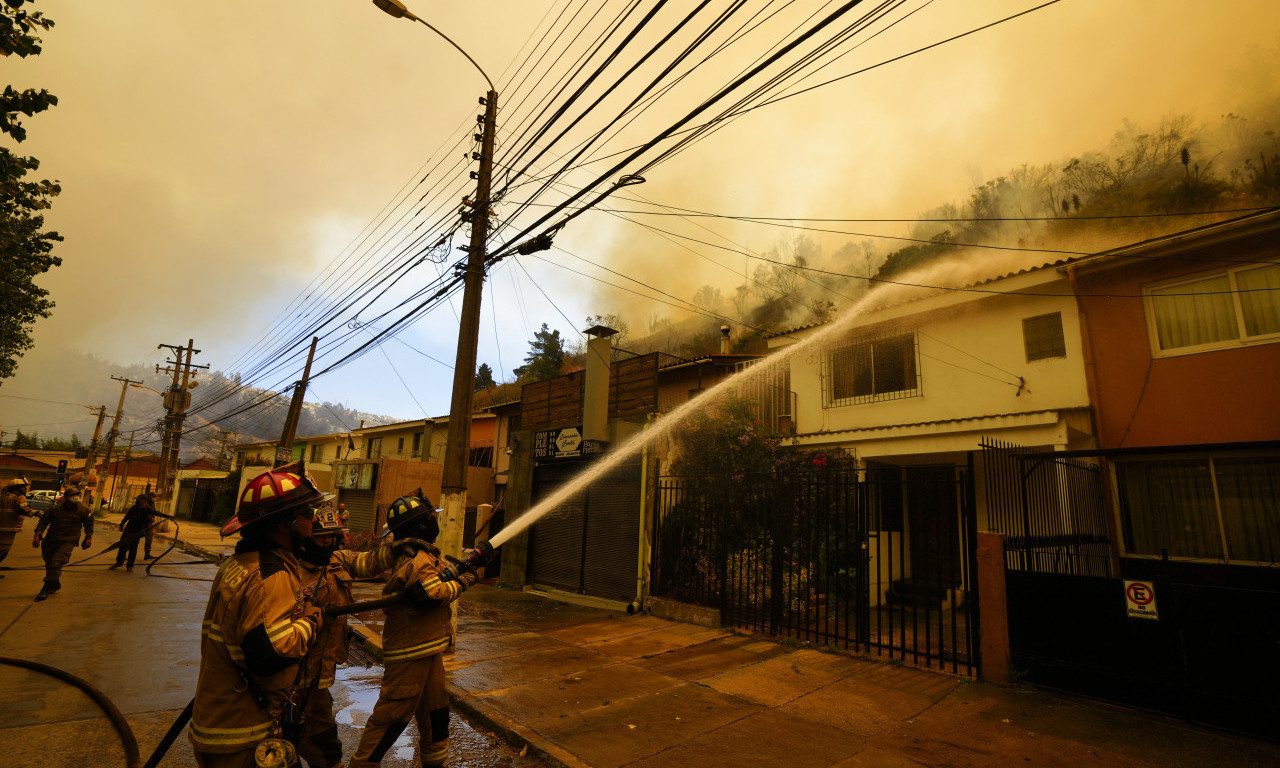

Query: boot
(35, 589), (50, 601)
(109, 563), (122, 570)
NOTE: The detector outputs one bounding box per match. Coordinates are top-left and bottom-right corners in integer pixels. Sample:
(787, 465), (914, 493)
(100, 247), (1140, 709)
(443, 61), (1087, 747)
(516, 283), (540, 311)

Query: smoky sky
(6, 0), (1279, 423)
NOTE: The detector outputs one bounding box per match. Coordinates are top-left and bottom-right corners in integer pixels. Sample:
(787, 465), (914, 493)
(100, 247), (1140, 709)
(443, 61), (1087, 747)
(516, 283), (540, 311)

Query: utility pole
(120, 430), (136, 500)
(438, 89), (498, 561)
(217, 430), (233, 471)
(156, 339), (209, 502)
(79, 405), (107, 495)
(275, 336), (319, 468)
(369, 0), (499, 561)
(96, 375), (142, 509)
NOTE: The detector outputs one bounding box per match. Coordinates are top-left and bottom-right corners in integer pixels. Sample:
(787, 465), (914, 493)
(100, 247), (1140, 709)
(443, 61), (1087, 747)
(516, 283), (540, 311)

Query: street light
(372, 0), (494, 91)
(372, 0), (499, 562)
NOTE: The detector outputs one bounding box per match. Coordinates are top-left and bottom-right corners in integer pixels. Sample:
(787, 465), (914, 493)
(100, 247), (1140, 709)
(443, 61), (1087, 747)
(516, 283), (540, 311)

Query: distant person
(111, 493), (156, 572)
(0, 477), (36, 579)
(347, 491), (480, 768)
(32, 486), (94, 601)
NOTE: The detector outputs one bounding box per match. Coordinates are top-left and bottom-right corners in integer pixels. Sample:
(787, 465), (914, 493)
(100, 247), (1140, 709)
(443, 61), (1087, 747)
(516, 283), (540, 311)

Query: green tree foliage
(473, 362), (496, 391)
(513, 323), (565, 383)
(39, 433), (81, 452)
(11, 429), (39, 449)
(1, 0), (62, 383)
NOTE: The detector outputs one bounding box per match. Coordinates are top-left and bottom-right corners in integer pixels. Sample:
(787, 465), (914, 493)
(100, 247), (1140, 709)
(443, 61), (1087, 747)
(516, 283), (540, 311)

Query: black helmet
(382, 489), (439, 540)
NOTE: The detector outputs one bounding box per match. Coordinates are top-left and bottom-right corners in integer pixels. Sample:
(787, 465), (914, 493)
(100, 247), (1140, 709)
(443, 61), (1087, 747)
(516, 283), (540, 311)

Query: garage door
(529, 457), (641, 602)
(338, 488), (377, 533)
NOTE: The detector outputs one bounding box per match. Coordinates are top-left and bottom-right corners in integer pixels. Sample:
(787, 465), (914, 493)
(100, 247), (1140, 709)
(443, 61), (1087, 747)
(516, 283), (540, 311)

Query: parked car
(26, 490), (58, 512)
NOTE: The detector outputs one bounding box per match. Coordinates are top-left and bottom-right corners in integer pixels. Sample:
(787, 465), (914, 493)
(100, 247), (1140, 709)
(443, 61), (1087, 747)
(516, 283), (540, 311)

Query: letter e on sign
(1124, 580), (1158, 620)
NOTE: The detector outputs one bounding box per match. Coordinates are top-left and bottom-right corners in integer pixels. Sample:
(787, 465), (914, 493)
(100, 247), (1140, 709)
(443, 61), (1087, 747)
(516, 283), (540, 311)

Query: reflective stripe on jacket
(190, 548), (320, 754)
(380, 543), (468, 664)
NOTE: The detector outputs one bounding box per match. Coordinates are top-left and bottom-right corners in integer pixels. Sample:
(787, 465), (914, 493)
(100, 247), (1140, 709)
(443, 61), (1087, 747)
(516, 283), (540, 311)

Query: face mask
(297, 536), (338, 566)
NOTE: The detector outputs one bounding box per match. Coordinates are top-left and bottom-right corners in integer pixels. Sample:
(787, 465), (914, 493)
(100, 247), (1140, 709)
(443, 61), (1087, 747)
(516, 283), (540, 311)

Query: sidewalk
(157, 519), (1279, 768)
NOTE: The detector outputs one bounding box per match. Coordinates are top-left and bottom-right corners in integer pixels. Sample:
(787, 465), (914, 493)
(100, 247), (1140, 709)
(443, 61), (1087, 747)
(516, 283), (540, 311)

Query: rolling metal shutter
(529, 457), (641, 602)
(338, 488), (377, 533)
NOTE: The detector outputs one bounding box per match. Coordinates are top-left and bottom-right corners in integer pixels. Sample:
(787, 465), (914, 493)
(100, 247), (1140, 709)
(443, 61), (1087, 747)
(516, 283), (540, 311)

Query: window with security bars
(1145, 263), (1280, 355)
(826, 331), (919, 406)
(1023, 312), (1066, 361)
(1116, 454), (1280, 564)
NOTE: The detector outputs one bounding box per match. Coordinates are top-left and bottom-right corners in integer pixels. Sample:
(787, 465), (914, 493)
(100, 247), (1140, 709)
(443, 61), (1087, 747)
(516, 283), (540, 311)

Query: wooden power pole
(275, 336), (319, 468)
(156, 339), (209, 501)
(438, 89), (498, 561)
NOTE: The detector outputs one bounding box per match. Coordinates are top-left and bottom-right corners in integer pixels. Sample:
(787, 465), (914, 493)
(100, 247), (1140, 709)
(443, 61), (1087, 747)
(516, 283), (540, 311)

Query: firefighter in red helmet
(190, 462), (331, 768)
(348, 490), (479, 768)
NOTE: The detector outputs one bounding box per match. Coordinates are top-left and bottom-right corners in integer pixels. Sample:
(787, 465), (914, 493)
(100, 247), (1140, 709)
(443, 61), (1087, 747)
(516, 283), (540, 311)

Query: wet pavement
(333, 663), (547, 768)
(5, 515), (1279, 768)
(0, 521), (544, 768)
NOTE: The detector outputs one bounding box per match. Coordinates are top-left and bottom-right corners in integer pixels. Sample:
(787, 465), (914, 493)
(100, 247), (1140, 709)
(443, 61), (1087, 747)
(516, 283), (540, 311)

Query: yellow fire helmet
(3, 476), (31, 492)
(313, 503), (347, 534)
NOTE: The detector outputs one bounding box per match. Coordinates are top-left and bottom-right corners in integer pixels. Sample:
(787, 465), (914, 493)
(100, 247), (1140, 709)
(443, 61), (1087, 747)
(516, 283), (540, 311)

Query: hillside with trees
(487, 107), (1280, 389)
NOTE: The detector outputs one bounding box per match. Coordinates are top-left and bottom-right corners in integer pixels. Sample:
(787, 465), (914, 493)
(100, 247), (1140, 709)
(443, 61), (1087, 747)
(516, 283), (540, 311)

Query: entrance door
(905, 466), (961, 588)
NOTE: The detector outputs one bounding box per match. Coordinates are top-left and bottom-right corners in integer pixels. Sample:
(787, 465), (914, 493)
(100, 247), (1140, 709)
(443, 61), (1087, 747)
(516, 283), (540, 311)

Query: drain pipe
(628, 417), (652, 614)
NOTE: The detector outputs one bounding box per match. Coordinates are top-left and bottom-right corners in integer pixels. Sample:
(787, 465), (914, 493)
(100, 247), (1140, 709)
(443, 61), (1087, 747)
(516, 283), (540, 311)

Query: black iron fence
(652, 464), (976, 675)
(980, 437), (1112, 576)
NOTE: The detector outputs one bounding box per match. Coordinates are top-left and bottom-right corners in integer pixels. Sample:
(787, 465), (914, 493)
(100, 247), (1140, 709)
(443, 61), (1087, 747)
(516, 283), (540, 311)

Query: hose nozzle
(439, 539), (498, 583)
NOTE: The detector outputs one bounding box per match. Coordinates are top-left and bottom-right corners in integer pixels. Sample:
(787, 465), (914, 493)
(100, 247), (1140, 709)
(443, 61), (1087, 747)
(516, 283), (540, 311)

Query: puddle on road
(334, 663), (546, 768)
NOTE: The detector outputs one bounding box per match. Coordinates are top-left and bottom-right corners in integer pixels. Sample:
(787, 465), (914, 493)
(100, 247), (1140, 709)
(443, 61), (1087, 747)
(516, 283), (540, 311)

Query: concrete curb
(449, 691), (594, 768)
(343, 622), (589, 768)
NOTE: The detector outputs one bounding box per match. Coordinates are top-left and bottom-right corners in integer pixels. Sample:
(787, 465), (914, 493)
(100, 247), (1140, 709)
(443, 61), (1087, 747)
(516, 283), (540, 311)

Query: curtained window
(827, 331), (919, 406)
(1116, 455), (1280, 564)
(1147, 263), (1280, 354)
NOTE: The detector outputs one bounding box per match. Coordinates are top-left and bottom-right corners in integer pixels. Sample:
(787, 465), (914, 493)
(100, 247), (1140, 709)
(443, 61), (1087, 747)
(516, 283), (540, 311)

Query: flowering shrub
(343, 530), (381, 552)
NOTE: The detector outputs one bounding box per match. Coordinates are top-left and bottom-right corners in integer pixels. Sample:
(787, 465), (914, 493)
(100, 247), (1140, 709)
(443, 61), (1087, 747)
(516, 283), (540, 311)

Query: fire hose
(0, 655), (141, 768)
(3, 540), (496, 767)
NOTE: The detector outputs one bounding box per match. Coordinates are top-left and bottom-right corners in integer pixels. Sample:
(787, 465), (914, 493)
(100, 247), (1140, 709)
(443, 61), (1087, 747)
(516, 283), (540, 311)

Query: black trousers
(115, 530), (143, 568)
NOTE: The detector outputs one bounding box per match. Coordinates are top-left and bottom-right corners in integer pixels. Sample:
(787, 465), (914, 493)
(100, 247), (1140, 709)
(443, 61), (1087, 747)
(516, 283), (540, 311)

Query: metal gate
(528, 458), (642, 602)
(652, 463), (977, 675)
(980, 438), (1280, 739)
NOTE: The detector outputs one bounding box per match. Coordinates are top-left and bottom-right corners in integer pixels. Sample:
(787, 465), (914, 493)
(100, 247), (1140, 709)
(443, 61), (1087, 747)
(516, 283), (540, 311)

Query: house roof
(0, 454), (57, 470)
(658, 353), (765, 373)
(768, 208), (1280, 340)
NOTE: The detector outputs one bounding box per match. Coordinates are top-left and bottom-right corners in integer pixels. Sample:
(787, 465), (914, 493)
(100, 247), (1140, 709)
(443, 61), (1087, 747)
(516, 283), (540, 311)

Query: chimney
(582, 324), (617, 443)
(720, 325), (731, 354)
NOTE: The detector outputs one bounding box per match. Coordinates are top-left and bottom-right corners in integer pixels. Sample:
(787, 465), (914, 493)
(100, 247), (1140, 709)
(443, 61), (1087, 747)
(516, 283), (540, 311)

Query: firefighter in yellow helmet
(0, 477), (35, 578)
(293, 504), (396, 768)
(190, 462), (330, 768)
(347, 490), (479, 768)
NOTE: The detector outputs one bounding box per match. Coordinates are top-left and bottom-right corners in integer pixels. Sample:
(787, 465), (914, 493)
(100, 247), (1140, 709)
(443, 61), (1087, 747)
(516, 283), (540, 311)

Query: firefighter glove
(32, 532), (41, 548)
(81, 536), (93, 550)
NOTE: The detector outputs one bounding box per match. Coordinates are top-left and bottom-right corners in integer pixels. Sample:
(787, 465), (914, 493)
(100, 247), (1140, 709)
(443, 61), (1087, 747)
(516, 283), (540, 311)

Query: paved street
(3, 518), (1279, 768)
(0, 522), (543, 768)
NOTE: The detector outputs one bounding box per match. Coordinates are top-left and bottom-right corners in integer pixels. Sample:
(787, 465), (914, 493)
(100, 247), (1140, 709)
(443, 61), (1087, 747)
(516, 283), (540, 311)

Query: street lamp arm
(372, 0), (494, 91)
(410, 16), (494, 93)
